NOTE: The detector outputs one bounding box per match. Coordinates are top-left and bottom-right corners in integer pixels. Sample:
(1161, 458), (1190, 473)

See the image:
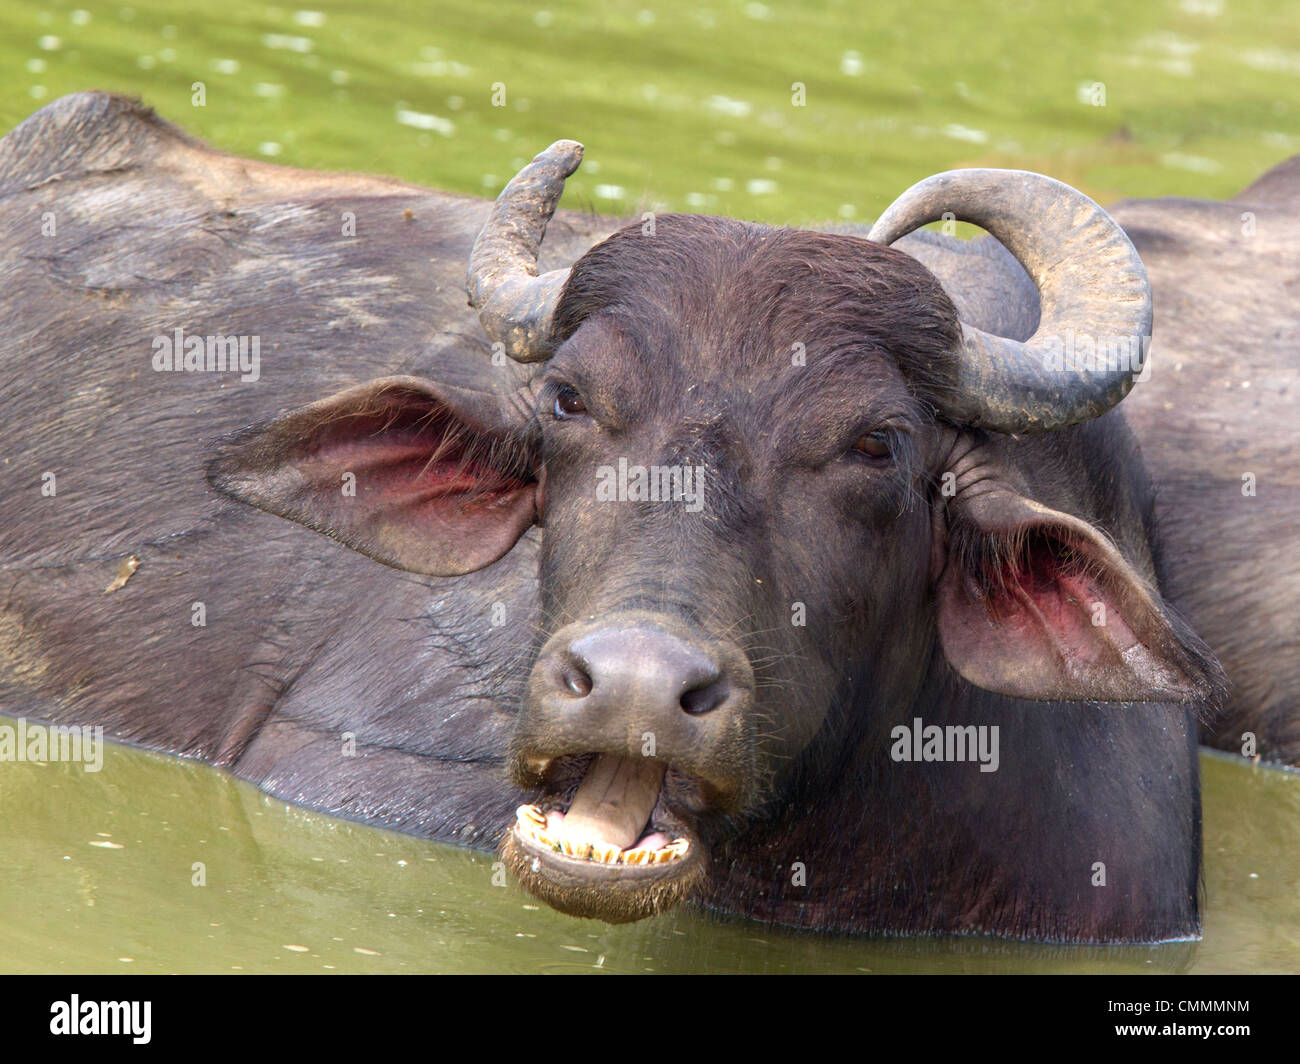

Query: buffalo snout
(517, 614), (756, 806)
(563, 626), (732, 716)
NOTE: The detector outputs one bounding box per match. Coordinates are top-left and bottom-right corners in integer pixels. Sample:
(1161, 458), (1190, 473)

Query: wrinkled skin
(0, 93), (1295, 941)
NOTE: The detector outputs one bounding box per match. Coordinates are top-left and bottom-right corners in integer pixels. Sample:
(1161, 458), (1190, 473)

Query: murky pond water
(0, 0), (1297, 216)
(0, 1), (1296, 972)
(0, 731), (1296, 973)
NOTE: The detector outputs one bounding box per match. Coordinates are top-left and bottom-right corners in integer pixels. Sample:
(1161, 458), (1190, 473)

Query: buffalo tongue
(562, 754), (666, 851)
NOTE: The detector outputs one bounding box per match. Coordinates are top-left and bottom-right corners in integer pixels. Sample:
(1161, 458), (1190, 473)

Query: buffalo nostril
(560, 624), (738, 717)
(561, 665), (593, 697)
(680, 680), (729, 716)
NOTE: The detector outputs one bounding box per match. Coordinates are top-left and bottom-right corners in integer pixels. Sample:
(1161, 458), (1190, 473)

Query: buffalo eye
(553, 386), (588, 419)
(851, 432), (891, 460)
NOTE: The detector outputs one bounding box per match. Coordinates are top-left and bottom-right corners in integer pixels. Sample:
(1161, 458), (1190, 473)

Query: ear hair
(939, 496), (1226, 713)
(207, 376), (541, 576)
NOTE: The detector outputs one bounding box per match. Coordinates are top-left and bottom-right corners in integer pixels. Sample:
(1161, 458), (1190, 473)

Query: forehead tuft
(551, 214), (962, 398)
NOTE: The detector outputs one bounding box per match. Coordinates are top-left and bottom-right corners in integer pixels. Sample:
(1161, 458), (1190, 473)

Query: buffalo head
(211, 143), (1217, 924)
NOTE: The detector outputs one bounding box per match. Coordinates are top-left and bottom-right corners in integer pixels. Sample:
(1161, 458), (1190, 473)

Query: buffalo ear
(936, 491), (1212, 703)
(208, 376), (538, 576)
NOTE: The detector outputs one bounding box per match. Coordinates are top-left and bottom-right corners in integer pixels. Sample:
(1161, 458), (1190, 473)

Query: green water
(0, 733), (1296, 973)
(0, 0), (1297, 223)
(0, 0), (1296, 972)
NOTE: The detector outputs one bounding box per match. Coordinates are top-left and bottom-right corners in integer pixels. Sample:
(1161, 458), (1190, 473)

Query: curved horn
(467, 139), (584, 363)
(868, 170), (1152, 434)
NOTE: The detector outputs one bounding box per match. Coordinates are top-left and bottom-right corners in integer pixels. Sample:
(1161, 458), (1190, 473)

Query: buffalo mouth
(499, 752), (708, 923)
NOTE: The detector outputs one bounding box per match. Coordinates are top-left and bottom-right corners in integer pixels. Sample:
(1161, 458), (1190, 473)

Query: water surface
(0, 735), (1295, 973)
(0, 0), (1296, 221)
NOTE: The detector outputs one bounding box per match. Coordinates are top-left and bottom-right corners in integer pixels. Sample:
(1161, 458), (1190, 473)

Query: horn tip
(540, 139), (584, 176)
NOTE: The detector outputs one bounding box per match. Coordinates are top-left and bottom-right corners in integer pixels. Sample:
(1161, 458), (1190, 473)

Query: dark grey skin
(0, 93), (1294, 940)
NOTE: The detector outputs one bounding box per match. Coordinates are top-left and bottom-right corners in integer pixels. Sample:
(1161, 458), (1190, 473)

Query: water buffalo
(1, 92), (1295, 942)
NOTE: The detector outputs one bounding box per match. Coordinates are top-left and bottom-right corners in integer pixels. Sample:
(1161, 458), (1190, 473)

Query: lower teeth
(514, 805), (688, 864)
